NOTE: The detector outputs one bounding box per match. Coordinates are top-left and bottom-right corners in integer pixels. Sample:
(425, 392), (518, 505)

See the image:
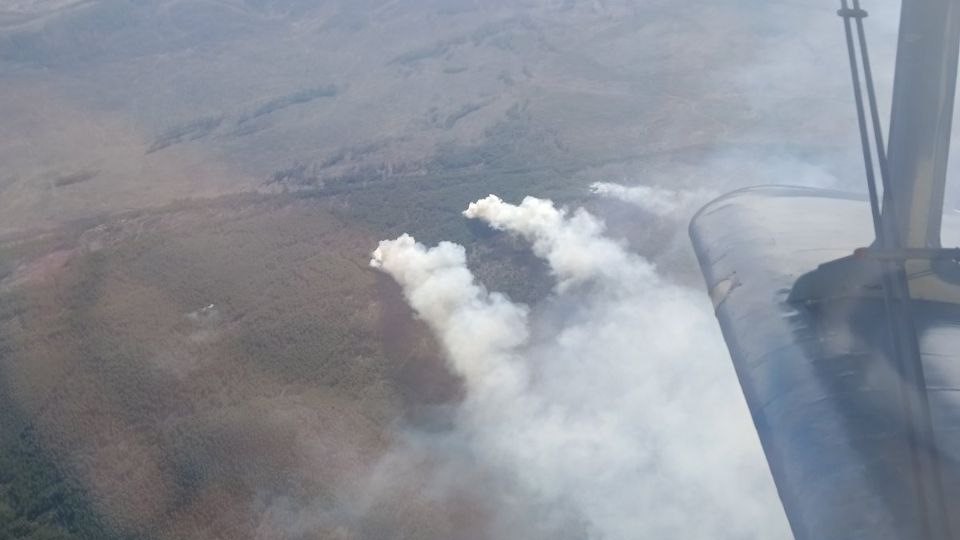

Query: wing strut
(838, 2), (951, 538)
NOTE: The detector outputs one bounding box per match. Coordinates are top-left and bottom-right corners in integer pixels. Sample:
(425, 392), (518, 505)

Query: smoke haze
(372, 191), (792, 539)
(590, 182), (719, 217)
(2, 1), (935, 538)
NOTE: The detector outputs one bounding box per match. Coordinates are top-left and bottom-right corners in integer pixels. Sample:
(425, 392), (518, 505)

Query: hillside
(0, 0), (891, 538)
(0, 0), (870, 233)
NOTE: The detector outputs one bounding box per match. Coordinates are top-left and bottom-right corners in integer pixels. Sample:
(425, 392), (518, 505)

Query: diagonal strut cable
(837, 2), (951, 538)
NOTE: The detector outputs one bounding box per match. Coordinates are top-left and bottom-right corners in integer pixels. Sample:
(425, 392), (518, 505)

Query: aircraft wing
(691, 187), (960, 539)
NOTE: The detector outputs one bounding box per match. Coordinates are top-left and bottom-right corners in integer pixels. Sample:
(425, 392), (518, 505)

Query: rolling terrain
(0, 0), (890, 538)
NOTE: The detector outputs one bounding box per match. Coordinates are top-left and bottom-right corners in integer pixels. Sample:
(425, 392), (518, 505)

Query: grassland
(0, 0), (865, 537)
(0, 192), (485, 539)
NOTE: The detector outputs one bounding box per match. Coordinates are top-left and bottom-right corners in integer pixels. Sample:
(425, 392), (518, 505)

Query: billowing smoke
(371, 192), (792, 539)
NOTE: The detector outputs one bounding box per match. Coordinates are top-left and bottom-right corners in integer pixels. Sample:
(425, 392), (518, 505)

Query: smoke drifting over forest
(2, 1), (938, 538)
(371, 189), (793, 539)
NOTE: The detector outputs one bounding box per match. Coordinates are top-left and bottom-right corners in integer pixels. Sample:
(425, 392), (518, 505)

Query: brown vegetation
(0, 194), (473, 539)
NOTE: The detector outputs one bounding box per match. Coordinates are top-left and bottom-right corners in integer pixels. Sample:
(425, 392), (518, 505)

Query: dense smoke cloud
(371, 192), (792, 539)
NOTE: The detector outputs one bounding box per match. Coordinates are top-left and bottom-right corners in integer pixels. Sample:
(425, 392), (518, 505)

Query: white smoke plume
(464, 194), (651, 288)
(371, 233), (529, 404)
(371, 194), (792, 539)
(589, 182), (719, 218)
